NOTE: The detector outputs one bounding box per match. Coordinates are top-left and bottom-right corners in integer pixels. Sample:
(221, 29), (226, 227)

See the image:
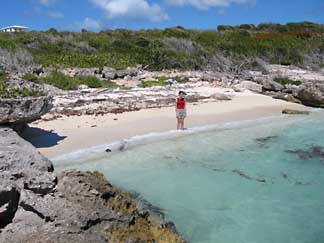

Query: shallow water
(55, 111), (324, 243)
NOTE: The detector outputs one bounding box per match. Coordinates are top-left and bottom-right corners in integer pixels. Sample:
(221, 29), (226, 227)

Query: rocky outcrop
(41, 82), (234, 119)
(296, 81), (324, 108)
(101, 67), (140, 80)
(0, 97), (53, 125)
(0, 77), (54, 126)
(233, 81), (262, 93)
(242, 65), (324, 108)
(0, 127), (185, 242)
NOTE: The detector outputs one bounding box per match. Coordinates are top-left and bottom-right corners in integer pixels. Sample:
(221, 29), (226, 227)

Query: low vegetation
(22, 71), (121, 90)
(139, 76), (189, 88)
(0, 81), (44, 98)
(273, 77), (303, 86)
(0, 22), (323, 72)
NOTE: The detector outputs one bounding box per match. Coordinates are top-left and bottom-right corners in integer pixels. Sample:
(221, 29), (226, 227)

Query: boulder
(102, 67), (140, 80)
(282, 109), (310, 115)
(234, 81), (262, 93)
(0, 97), (53, 125)
(0, 127), (56, 194)
(272, 93), (302, 104)
(0, 77), (53, 125)
(261, 79), (284, 92)
(296, 81), (324, 108)
(101, 67), (117, 79)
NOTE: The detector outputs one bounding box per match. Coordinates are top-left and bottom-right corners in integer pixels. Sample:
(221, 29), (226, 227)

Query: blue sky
(1, 0), (323, 31)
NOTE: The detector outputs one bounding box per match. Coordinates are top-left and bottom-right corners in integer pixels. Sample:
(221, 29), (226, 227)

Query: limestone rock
(297, 81), (324, 108)
(261, 79), (284, 92)
(0, 96), (53, 125)
(282, 109), (310, 115)
(234, 81), (262, 93)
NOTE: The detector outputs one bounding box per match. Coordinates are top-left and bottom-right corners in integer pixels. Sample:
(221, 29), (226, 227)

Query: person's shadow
(21, 126), (67, 148)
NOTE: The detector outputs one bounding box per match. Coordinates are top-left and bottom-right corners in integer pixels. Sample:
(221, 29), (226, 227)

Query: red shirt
(176, 98), (186, 109)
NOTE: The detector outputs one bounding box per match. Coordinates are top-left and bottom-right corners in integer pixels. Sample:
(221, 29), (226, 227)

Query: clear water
(54, 111), (324, 243)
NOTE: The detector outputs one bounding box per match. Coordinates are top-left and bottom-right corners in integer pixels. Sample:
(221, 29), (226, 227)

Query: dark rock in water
(232, 169), (267, 183)
(256, 136), (278, 143)
(285, 146), (324, 161)
(295, 181), (311, 186)
(232, 169), (253, 180)
(282, 173), (288, 179)
(282, 109), (310, 115)
(255, 136), (278, 148)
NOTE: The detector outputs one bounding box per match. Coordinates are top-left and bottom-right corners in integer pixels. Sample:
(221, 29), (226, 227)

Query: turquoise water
(55, 111), (324, 243)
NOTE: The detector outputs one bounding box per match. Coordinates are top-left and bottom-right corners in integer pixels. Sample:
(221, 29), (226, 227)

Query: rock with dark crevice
(0, 184), (20, 228)
(0, 128), (185, 242)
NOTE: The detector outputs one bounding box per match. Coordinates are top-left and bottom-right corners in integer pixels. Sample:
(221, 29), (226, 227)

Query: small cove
(54, 111), (324, 243)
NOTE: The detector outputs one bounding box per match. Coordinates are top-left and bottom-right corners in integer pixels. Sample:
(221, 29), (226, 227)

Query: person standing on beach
(176, 91), (187, 130)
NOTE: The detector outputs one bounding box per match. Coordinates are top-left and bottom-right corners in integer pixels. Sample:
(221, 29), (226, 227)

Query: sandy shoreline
(24, 93), (308, 158)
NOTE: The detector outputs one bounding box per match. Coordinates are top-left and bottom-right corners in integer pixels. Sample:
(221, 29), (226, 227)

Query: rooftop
(0, 25), (28, 30)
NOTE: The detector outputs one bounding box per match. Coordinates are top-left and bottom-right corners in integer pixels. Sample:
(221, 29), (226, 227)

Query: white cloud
(38, 0), (56, 6)
(165, 0), (255, 10)
(77, 17), (102, 31)
(47, 11), (64, 18)
(90, 0), (169, 22)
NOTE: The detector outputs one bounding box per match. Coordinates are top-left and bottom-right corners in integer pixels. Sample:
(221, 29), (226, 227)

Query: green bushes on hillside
(0, 22), (323, 71)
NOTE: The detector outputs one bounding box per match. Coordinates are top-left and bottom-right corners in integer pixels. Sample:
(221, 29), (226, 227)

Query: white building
(0, 25), (28, 33)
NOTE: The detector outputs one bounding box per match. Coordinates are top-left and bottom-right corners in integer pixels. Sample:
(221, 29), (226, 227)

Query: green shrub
(101, 81), (120, 89)
(273, 77), (302, 86)
(22, 72), (39, 82)
(77, 75), (102, 88)
(39, 71), (78, 90)
(0, 71), (6, 81)
(139, 79), (168, 88)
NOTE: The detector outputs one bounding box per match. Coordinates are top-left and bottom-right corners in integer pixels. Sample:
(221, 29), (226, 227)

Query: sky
(0, 0), (323, 31)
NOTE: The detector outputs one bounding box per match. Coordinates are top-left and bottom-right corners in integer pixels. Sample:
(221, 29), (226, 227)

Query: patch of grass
(22, 72), (39, 82)
(39, 71), (78, 90)
(77, 75), (102, 88)
(274, 77), (302, 86)
(139, 79), (168, 88)
(0, 72), (6, 81)
(139, 76), (189, 88)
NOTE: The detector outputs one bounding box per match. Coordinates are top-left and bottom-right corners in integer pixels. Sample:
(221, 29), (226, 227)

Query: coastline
(24, 93), (309, 158)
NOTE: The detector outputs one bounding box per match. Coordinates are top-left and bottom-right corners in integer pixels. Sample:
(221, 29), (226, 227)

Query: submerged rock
(285, 146), (324, 160)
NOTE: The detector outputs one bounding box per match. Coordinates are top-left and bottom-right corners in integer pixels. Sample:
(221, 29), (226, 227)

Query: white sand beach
(24, 92), (308, 158)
